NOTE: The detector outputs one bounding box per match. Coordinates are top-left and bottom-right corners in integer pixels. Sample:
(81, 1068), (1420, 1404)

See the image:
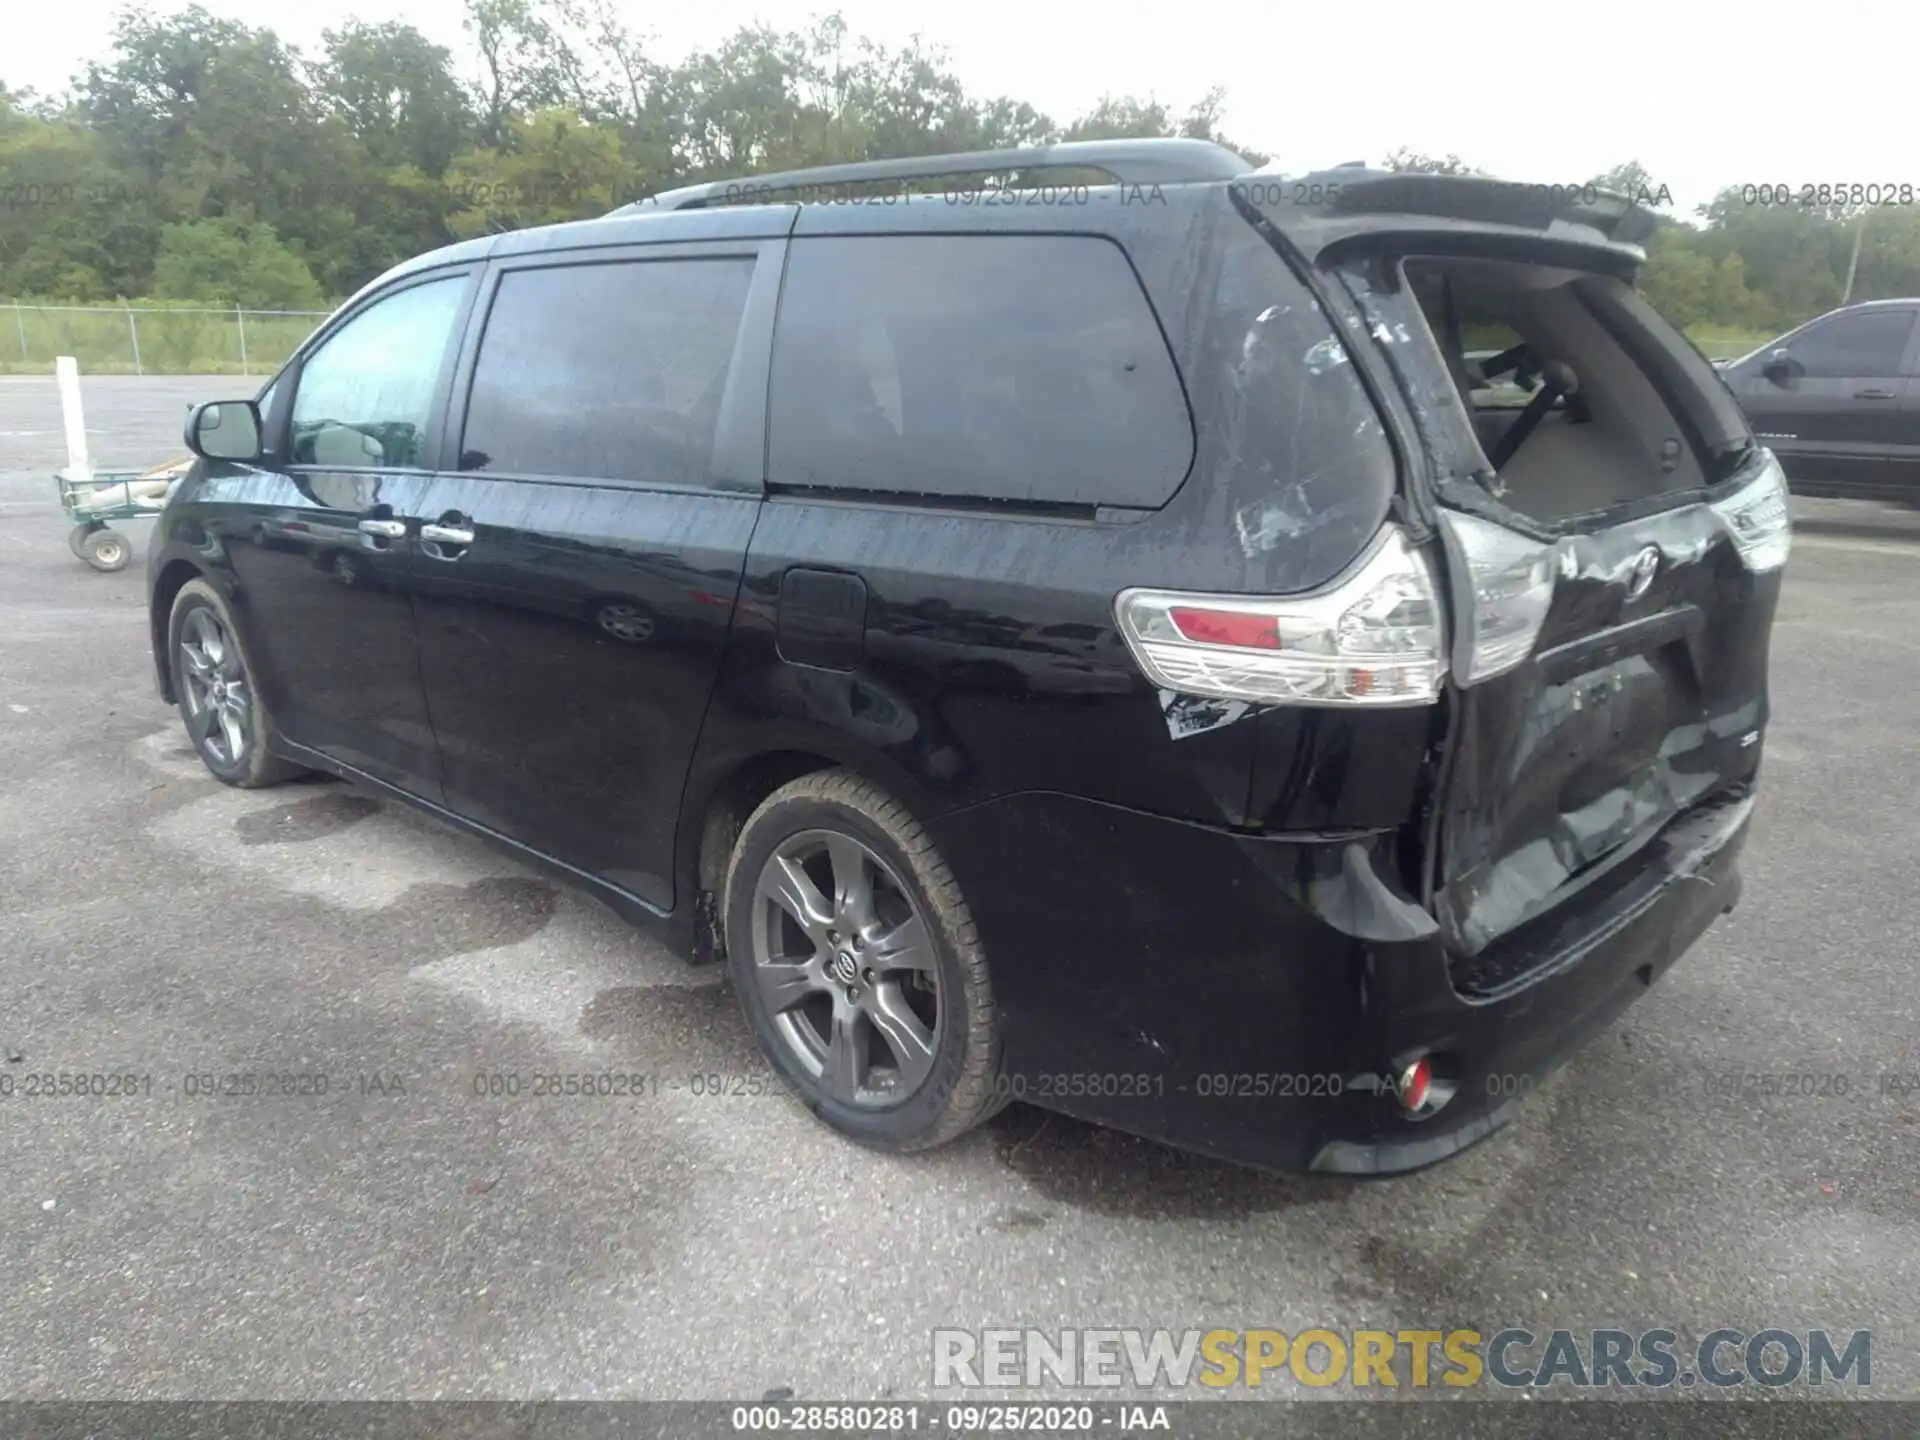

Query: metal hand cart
(55, 460), (189, 572)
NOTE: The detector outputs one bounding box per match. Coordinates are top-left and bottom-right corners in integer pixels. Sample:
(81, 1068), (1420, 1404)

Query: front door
(409, 243), (777, 909)
(216, 269), (475, 795)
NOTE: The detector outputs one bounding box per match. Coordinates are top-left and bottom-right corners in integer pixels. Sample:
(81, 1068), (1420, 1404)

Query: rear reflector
(1397, 1055), (1432, 1112)
(1168, 606), (1282, 650)
(1114, 526), (1446, 708)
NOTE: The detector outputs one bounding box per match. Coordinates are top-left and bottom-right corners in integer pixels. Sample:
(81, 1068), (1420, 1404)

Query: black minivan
(148, 140), (1789, 1174)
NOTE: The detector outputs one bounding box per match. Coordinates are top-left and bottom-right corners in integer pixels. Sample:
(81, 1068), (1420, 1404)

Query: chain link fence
(1, 302), (332, 377)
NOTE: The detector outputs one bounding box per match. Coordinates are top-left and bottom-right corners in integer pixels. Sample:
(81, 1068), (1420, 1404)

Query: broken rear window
(1186, 218), (1396, 569)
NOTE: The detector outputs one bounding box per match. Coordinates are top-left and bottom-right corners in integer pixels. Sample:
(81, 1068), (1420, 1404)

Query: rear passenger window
(768, 235), (1193, 508)
(458, 258), (753, 485)
(1192, 225), (1396, 561)
(1787, 308), (1914, 379)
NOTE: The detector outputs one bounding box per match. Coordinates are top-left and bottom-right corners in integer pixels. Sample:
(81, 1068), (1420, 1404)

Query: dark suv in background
(150, 140), (1790, 1175)
(1718, 296), (1920, 501)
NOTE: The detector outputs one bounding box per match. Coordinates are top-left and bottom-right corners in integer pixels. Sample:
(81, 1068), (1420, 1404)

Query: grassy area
(0, 302), (329, 377)
(1685, 326), (1775, 360)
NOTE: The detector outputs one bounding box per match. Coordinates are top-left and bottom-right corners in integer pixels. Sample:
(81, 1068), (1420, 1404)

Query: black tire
(80, 528), (130, 572)
(67, 522), (98, 558)
(724, 769), (1004, 1153)
(167, 579), (304, 788)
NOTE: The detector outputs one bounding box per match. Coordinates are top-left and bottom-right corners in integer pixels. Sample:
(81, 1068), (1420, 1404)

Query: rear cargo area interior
(1405, 258), (1708, 522)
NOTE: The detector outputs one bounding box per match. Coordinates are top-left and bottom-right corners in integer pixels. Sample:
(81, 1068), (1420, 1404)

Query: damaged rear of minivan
(1309, 176), (1786, 1167)
(1085, 172), (1789, 1174)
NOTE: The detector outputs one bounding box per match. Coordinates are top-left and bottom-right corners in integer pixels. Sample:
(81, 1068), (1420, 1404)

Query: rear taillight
(1114, 526), (1446, 708)
(1435, 510), (1558, 684)
(1710, 449), (1791, 573)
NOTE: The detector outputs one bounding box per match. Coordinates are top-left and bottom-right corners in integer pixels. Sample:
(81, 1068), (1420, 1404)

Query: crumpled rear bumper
(926, 785), (1751, 1176)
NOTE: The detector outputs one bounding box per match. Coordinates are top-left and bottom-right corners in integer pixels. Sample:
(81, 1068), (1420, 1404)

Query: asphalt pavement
(1, 375), (1916, 1407)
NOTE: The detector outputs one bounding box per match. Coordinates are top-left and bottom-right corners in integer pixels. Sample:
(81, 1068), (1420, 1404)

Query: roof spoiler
(1314, 170), (1659, 246)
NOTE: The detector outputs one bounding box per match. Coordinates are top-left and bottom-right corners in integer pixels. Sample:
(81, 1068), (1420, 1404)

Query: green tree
(444, 107), (632, 234)
(1382, 147), (1476, 175)
(1695, 187), (1842, 328)
(74, 7), (377, 295)
(0, 104), (152, 297)
(319, 21), (474, 177)
(464, 0), (579, 147)
(1058, 90), (1266, 165)
(1847, 207), (1920, 304)
(1707, 252), (1758, 329)
(148, 217), (326, 307)
(11, 6), (1301, 303)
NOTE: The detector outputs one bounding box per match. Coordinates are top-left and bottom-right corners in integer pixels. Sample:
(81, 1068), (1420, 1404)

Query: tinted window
(769, 235), (1193, 508)
(459, 258), (754, 485)
(1790, 308), (1914, 378)
(290, 275), (465, 469)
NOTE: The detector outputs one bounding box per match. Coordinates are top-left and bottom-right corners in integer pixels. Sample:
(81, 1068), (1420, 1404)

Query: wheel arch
(680, 748), (848, 964)
(149, 558), (207, 703)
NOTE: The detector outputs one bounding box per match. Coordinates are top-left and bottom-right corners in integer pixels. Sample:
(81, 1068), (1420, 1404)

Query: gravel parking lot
(2, 375), (1917, 1409)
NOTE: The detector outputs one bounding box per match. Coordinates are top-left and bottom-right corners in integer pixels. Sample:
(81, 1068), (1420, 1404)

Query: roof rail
(609, 137), (1251, 215)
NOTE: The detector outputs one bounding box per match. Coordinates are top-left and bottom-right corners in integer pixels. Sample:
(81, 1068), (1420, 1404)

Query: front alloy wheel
(178, 606), (252, 768)
(167, 579), (301, 788)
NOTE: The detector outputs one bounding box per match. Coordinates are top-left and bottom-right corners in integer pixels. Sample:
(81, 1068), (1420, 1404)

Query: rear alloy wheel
(725, 770), (1003, 1152)
(168, 579), (302, 788)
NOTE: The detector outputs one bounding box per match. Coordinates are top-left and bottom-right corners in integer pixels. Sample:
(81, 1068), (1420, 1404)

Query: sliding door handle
(357, 517), (407, 539)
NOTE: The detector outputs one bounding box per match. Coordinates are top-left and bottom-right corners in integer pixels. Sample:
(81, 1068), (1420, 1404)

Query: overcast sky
(7, 0), (1912, 217)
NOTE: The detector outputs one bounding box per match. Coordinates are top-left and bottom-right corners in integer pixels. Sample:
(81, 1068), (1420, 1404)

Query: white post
(12, 301), (25, 363)
(56, 356), (92, 482)
(236, 303), (250, 376)
(126, 303), (143, 375)
(1841, 217), (1866, 307)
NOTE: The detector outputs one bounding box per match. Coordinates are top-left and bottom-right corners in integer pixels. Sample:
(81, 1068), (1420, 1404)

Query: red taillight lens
(1168, 606), (1282, 650)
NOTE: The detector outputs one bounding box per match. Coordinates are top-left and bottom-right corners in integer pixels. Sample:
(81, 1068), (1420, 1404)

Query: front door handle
(420, 512), (476, 562)
(1854, 387), (1897, 400)
(357, 517), (407, 538)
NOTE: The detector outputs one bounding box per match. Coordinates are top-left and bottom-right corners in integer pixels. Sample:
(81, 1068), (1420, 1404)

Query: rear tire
(80, 528), (129, 572)
(724, 769), (1004, 1153)
(67, 522), (98, 558)
(167, 579), (303, 788)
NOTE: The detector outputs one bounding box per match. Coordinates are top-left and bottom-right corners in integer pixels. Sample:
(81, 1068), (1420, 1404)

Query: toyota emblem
(1626, 546), (1660, 599)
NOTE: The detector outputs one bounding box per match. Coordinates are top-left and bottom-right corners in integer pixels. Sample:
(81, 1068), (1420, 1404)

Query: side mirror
(1761, 348), (1800, 386)
(184, 400), (263, 462)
